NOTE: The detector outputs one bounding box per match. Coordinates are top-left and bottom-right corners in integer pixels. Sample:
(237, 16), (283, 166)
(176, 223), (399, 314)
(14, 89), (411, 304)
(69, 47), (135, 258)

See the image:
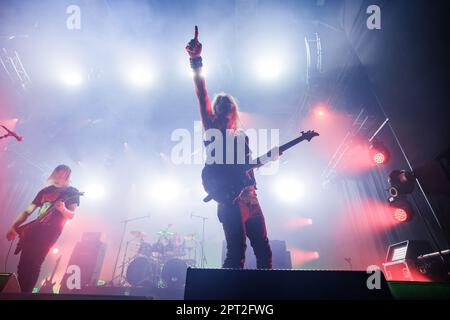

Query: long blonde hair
(211, 92), (240, 131)
(47, 164), (72, 187)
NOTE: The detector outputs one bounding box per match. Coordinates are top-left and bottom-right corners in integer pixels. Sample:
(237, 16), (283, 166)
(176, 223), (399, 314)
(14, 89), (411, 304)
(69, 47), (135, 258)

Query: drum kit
(123, 226), (198, 288)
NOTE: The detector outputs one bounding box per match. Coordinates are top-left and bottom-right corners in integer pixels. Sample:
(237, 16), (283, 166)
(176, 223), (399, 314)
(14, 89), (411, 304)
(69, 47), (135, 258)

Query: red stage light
(289, 248), (321, 266)
(369, 140), (390, 166)
(388, 194), (413, 223)
(393, 208), (408, 222)
(373, 152), (386, 165)
(51, 248), (60, 255)
(286, 217), (313, 230)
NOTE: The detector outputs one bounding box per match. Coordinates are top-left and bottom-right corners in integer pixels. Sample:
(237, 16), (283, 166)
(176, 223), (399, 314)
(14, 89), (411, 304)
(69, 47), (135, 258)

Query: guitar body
(201, 164), (254, 204)
(14, 219), (40, 255)
(13, 190), (84, 255)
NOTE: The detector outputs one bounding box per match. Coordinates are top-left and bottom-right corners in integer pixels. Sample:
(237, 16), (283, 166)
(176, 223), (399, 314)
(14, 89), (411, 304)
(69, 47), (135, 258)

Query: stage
(1, 0), (450, 305)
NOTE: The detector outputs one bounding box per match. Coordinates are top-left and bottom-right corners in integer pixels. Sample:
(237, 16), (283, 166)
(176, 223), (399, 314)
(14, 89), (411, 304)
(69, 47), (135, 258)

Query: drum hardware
(191, 212), (208, 268)
(123, 227), (201, 288)
(137, 240), (153, 257)
(161, 259), (188, 289)
(109, 213), (151, 286)
(126, 256), (160, 287)
(130, 230), (147, 239)
(184, 233), (197, 241)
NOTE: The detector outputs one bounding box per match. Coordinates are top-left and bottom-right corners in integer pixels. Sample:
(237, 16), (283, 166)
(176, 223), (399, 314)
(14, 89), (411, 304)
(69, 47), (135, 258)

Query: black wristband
(190, 56), (203, 69)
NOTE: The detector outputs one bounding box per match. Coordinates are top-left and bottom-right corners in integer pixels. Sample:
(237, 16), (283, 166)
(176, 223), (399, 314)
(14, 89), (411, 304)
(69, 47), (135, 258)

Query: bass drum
(126, 256), (159, 287)
(161, 259), (188, 288)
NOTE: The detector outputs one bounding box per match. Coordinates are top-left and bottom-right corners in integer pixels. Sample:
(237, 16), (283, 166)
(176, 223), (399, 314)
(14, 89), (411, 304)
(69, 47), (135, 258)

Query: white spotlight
(127, 65), (154, 87)
(273, 177), (304, 204)
(149, 178), (181, 205)
(84, 183), (107, 201)
(61, 70), (84, 87)
(255, 56), (283, 80)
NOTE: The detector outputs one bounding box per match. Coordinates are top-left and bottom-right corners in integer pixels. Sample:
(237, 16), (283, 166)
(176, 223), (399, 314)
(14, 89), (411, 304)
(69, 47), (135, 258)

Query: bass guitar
(14, 190), (84, 255)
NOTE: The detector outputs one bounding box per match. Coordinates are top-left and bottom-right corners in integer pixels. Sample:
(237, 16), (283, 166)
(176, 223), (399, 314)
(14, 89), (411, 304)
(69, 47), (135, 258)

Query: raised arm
(186, 26), (214, 130)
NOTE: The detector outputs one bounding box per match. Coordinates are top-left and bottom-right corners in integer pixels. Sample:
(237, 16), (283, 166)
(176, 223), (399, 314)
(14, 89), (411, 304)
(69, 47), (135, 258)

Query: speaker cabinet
(0, 273), (21, 293)
(59, 232), (106, 294)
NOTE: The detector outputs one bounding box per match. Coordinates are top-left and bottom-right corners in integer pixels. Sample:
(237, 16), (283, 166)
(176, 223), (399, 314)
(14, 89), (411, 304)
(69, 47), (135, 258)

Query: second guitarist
(186, 27), (275, 269)
(5, 165), (81, 293)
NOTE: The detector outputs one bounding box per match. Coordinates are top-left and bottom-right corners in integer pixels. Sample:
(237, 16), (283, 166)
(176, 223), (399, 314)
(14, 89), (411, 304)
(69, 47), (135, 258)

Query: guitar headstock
(301, 130), (319, 141)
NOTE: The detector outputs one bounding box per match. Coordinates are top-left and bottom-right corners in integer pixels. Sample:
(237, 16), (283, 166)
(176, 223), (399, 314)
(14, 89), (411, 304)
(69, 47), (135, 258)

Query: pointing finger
(194, 25), (199, 40)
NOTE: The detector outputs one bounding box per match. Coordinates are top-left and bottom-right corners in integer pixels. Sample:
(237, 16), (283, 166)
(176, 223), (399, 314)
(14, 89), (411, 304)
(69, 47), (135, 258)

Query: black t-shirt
(204, 130), (257, 187)
(32, 185), (80, 234)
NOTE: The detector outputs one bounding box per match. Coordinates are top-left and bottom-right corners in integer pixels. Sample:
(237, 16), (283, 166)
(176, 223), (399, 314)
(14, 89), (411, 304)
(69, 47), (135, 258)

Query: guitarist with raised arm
(185, 26), (276, 269)
(6, 165), (82, 293)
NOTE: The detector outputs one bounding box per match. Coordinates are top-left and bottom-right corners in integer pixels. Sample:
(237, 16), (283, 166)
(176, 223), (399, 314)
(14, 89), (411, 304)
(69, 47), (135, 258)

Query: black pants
(16, 227), (58, 293)
(218, 190), (272, 269)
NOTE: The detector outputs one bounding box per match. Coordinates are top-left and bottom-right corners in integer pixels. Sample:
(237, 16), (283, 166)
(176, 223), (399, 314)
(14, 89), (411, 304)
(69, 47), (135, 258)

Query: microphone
(1, 125), (23, 142)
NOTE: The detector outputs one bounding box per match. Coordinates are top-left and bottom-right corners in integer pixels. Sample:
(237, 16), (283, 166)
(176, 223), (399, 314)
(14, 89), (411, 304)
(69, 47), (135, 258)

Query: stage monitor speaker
(59, 232), (106, 294)
(184, 268), (392, 300)
(0, 273), (21, 293)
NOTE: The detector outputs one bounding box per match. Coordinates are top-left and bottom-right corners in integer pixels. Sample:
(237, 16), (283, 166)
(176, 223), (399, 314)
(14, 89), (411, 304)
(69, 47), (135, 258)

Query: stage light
(386, 169), (415, 222)
(373, 152), (386, 165)
(369, 140), (390, 166)
(393, 208), (408, 222)
(60, 70), (83, 87)
(127, 66), (154, 87)
(388, 195), (413, 223)
(312, 103), (328, 118)
(388, 170), (415, 198)
(149, 178), (182, 205)
(84, 183), (107, 201)
(51, 248), (60, 255)
(255, 56), (283, 80)
(289, 248), (321, 266)
(286, 217), (313, 230)
(274, 177), (303, 204)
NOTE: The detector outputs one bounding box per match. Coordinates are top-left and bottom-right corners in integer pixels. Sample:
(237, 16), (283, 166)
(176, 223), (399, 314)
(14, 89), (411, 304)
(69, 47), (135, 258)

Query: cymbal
(157, 230), (174, 236)
(130, 230), (146, 238)
(184, 234), (197, 241)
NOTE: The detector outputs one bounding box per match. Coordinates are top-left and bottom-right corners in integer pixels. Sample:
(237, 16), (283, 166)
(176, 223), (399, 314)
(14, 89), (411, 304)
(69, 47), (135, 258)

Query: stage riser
(184, 268), (393, 300)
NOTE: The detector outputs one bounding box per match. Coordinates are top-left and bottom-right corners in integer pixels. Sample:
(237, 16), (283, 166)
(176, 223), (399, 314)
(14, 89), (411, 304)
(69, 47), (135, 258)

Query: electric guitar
(39, 255), (62, 294)
(14, 190), (84, 255)
(201, 130), (319, 203)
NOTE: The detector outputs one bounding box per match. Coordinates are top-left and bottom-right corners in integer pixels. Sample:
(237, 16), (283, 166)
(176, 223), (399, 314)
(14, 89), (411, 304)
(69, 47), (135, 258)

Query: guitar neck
(245, 135), (308, 171)
(279, 136), (307, 154)
(37, 192), (83, 224)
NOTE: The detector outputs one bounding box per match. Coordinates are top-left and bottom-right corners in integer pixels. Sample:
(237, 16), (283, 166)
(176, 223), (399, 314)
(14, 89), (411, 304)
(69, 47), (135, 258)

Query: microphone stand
(110, 213), (150, 285)
(191, 212), (208, 268)
(0, 126), (21, 141)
